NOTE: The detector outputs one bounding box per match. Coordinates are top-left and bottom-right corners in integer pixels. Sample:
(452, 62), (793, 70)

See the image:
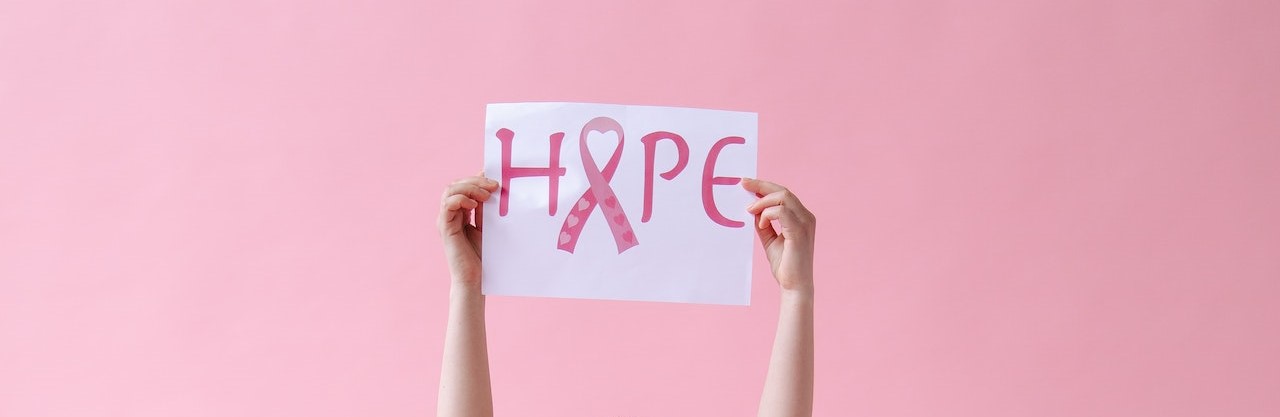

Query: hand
(743, 178), (816, 294)
(438, 175), (498, 289)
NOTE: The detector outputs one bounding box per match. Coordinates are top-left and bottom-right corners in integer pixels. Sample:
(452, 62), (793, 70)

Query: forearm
(758, 287), (815, 417)
(437, 284), (493, 417)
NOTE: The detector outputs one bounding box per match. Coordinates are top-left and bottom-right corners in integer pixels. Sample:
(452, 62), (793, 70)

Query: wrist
(780, 282), (814, 301)
(450, 278), (483, 297)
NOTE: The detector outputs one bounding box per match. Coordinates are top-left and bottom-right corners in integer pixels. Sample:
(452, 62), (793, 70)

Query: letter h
(496, 128), (567, 216)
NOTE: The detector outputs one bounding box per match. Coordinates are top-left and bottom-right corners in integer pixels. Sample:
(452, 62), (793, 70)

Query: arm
(744, 178), (817, 417)
(437, 175), (499, 417)
(759, 289), (814, 417)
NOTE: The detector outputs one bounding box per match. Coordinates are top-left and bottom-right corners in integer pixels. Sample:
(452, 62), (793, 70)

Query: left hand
(742, 178), (817, 294)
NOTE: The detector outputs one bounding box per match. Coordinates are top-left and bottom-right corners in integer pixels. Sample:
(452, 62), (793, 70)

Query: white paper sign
(482, 102), (758, 305)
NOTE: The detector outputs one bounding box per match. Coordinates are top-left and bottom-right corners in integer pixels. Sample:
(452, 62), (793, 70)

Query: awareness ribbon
(556, 117), (639, 254)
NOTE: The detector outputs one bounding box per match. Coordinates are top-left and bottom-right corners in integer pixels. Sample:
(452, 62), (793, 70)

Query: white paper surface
(482, 102), (758, 305)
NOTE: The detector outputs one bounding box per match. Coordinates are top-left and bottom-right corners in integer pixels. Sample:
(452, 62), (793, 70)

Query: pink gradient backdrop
(2, 1), (1277, 416)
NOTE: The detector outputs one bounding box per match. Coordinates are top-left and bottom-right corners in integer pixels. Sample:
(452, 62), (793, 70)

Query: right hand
(437, 175), (499, 289)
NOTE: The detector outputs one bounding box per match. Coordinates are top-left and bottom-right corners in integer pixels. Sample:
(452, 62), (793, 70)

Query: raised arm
(437, 175), (499, 417)
(744, 178), (817, 417)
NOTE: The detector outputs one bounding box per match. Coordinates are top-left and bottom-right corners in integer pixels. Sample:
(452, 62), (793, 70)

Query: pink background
(2, 1), (1277, 416)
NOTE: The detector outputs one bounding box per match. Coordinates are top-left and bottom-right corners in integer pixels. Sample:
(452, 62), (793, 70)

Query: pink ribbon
(557, 117), (639, 254)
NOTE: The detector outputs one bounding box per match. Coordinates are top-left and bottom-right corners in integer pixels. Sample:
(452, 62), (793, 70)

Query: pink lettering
(640, 131), (689, 223)
(701, 136), (746, 228)
(496, 121), (749, 251)
(496, 128), (566, 216)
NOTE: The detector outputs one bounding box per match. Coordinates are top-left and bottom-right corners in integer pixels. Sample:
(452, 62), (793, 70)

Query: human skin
(743, 177), (816, 417)
(435, 176), (816, 417)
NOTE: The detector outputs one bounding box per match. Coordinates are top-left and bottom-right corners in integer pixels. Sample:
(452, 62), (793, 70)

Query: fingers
(439, 175), (498, 233)
(741, 177), (786, 196)
(440, 177), (496, 214)
(745, 181), (811, 223)
(746, 190), (801, 215)
(458, 174), (495, 229)
(744, 179), (811, 213)
(743, 178), (816, 241)
(745, 188), (808, 215)
(455, 175), (499, 192)
(438, 194), (478, 236)
(443, 180), (496, 203)
(442, 194), (478, 212)
(757, 205), (775, 229)
(754, 212), (779, 246)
